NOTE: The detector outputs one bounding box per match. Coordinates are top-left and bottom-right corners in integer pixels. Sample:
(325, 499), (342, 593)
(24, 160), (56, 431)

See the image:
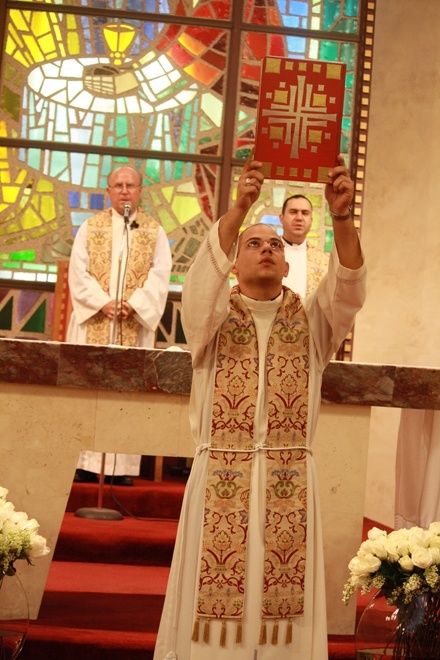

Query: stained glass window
(0, 0), (373, 293)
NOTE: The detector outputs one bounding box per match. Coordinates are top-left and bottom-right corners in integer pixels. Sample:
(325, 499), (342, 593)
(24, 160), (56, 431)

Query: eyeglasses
(243, 237), (285, 252)
(108, 183), (141, 192)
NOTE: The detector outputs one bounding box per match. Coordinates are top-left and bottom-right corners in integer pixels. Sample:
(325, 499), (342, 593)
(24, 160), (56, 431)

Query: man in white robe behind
(67, 166), (172, 484)
(154, 155), (366, 659)
(280, 194), (329, 297)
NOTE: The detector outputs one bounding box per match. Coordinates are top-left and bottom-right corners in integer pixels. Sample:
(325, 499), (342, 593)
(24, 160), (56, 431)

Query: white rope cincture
(195, 443), (312, 456)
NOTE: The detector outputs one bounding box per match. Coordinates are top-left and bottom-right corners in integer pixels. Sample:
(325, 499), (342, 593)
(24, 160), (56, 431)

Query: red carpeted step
(66, 478), (186, 519)
(31, 476), (389, 659)
(22, 561), (169, 659)
(53, 513), (178, 566)
(328, 635), (356, 659)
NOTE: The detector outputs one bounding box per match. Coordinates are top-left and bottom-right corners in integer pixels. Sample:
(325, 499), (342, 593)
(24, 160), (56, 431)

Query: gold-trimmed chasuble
(195, 286), (310, 645)
(85, 208), (160, 346)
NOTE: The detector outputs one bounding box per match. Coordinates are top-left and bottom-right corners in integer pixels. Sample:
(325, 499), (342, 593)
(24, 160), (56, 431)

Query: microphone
(123, 204), (131, 225)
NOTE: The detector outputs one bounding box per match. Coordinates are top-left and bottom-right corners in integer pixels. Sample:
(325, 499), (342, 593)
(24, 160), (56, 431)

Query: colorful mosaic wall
(0, 0), (372, 344)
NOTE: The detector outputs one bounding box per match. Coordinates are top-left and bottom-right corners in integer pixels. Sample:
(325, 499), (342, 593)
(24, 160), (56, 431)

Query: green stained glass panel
(323, 1), (342, 31)
(319, 41), (339, 61)
(10, 251), (35, 262)
(343, 90), (353, 117)
(325, 229), (334, 253)
(22, 300), (46, 333)
(23, 263), (47, 272)
(340, 132), (349, 154)
(341, 43), (356, 69)
(337, 19), (358, 34)
(0, 298), (13, 330)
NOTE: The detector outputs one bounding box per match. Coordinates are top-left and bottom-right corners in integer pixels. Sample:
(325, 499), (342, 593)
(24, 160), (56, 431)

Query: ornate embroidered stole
(85, 209), (160, 346)
(306, 243), (329, 295)
(195, 286), (309, 643)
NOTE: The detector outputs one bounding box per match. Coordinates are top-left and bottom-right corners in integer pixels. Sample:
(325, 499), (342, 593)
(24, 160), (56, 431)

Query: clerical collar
(241, 291), (283, 306)
(282, 236), (305, 247)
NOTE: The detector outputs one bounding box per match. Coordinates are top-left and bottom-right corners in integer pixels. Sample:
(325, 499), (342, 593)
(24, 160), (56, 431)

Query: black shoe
(74, 469), (98, 483)
(104, 475), (134, 486)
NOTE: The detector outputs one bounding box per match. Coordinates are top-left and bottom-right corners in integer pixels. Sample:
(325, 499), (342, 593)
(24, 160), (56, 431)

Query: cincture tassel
(220, 619), (227, 647)
(271, 619), (279, 645)
(259, 617), (267, 645)
(191, 617), (200, 642)
(286, 617), (293, 644)
(235, 618), (243, 644)
(203, 617), (211, 643)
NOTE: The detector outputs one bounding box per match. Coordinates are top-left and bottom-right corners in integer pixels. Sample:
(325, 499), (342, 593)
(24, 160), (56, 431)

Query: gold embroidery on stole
(85, 209), (160, 346)
(306, 243), (329, 295)
(196, 286), (309, 639)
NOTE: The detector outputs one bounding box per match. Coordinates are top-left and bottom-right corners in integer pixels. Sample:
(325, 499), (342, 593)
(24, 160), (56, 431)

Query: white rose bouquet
(343, 522), (440, 606)
(343, 523), (440, 659)
(0, 486), (50, 576)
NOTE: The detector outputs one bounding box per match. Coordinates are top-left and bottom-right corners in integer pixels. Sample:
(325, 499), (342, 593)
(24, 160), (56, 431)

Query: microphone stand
(75, 205), (131, 521)
(111, 205), (130, 345)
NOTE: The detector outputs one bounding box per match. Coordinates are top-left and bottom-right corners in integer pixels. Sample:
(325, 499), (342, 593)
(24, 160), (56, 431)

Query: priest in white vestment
(67, 166), (172, 482)
(280, 194), (329, 297)
(154, 155), (366, 659)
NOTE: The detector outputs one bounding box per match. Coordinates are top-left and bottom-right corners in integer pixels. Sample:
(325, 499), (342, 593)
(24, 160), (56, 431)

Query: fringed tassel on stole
(203, 617), (211, 643)
(286, 618), (293, 644)
(271, 619), (279, 645)
(259, 618), (267, 645)
(191, 617), (200, 642)
(236, 618), (243, 644)
(220, 619), (227, 647)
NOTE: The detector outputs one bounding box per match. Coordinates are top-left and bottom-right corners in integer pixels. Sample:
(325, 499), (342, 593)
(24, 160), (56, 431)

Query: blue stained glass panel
(68, 191), (80, 208)
(90, 194), (105, 210)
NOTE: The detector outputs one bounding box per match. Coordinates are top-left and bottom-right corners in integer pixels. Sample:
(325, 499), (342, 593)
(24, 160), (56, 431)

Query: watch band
(329, 206), (352, 221)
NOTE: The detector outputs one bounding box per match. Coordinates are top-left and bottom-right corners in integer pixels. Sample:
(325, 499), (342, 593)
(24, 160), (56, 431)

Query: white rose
(427, 547), (440, 565)
(383, 539), (400, 563)
(428, 522), (440, 536)
(349, 573), (369, 590)
(409, 529), (431, 549)
(19, 518), (40, 535)
(388, 529), (409, 543)
(395, 540), (411, 557)
(428, 534), (440, 550)
(0, 487), (9, 500)
(26, 533), (50, 559)
(9, 511), (29, 528)
(398, 555), (414, 571)
(369, 540), (388, 560)
(349, 553), (381, 575)
(0, 500), (15, 525)
(412, 547), (433, 569)
(1, 520), (21, 535)
(367, 527), (387, 541)
(359, 540), (375, 555)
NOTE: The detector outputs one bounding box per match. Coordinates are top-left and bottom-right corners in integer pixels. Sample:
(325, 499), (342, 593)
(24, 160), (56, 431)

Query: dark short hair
(281, 194), (312, 215)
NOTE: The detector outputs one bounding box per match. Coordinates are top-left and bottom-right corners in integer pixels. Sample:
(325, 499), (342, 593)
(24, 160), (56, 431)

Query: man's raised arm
(218, 159), (264, 256)
(325, 155), (363, 270)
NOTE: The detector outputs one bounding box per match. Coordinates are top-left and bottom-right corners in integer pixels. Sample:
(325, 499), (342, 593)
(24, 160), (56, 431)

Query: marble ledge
(0, 338), (439, 410)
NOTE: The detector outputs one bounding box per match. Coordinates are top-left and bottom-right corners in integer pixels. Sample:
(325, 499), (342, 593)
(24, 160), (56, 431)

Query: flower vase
(355, 589), (440, 659)
(0, 569), (29, 659)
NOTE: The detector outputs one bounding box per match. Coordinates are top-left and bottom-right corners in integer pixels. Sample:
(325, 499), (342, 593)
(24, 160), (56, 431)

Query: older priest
(154, 156), (365, 659)
(67, 166), (171, 481)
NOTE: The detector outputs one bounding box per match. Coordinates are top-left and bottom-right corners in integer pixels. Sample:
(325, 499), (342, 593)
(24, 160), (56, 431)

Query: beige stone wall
(0, 381), (369, 633)
(353, 0), (440, 526)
